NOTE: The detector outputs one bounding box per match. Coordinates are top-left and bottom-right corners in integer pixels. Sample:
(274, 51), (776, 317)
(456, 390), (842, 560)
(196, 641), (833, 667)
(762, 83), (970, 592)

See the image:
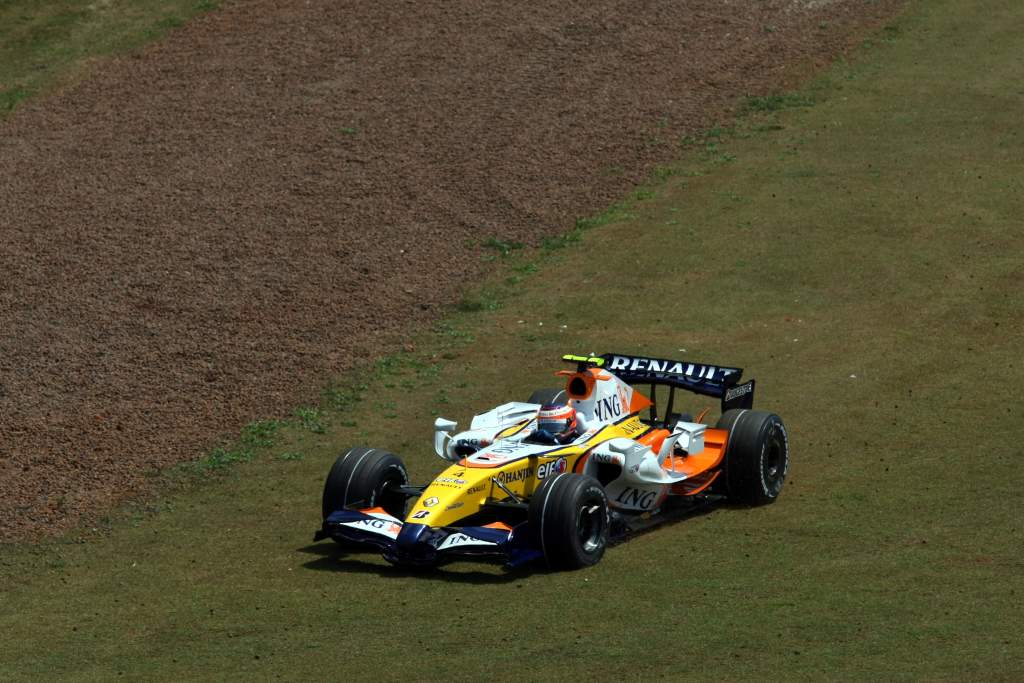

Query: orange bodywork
(574, 425), (728, 496)
(661, 427), (727, 476)
(671, 470), (721, 496)
(638, 428), (670, 454)
(628, 390), (653, 414)
(664, 427), (728, 495)
(636, 426), (727, 480)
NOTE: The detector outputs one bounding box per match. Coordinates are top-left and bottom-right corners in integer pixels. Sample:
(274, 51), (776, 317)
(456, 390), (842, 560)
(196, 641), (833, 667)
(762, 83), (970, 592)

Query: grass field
(2, 0), (1022, 679)
(0, 0), (216, 115)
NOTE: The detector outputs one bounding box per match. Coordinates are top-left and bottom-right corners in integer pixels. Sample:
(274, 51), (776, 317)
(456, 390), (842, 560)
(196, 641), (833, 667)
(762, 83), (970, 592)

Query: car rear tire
(716, 410), (789, 505)
(322, 447), (409, 521)
(528, 473), (609, 570)
(527, 388), (567, 405)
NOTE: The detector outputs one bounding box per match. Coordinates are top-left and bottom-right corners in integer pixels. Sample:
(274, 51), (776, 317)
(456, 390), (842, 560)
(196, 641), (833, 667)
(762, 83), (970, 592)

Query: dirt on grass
(0, 0), (905, 541)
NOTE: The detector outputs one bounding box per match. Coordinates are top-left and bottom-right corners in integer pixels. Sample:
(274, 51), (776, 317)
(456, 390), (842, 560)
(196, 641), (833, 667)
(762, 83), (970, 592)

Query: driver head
(536, 403), (578, 444)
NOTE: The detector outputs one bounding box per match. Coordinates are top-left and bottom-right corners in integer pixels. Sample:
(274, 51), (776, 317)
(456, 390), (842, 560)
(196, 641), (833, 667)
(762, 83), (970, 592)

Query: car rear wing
(562, 353), (756, 417)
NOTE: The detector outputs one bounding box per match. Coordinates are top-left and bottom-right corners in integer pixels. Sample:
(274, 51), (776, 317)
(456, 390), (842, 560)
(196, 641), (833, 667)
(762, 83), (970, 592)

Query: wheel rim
(576, 502), (606, 553)
(375, 473), (408, 518)
(763, 435), (786, 495)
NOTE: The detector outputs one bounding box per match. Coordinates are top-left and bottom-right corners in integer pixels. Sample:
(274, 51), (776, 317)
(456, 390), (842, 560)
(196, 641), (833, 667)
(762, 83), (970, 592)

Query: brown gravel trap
(0, 0), (904, 540)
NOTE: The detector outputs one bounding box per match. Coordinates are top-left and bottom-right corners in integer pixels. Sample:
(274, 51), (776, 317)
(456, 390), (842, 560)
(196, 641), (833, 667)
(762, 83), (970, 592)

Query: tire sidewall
(569, 479), (609, 565)
(322, 447), (409, 521)
(718, 410), (789, 506)
(530, 473), (609, 569)
(756, 415), (788, 500)
(364, 460), (409, 514)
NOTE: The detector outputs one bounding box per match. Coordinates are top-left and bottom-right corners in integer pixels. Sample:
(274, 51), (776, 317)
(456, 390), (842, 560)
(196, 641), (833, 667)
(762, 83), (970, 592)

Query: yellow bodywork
(405, 416), (649, 527)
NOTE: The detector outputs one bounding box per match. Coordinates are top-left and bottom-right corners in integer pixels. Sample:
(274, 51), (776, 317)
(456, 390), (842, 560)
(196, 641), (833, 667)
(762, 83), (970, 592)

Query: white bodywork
(335, 508), (404, 539)
(568, 369), (633, 427)
(432, 371), (713, 513)
(434, 402), (539, 461)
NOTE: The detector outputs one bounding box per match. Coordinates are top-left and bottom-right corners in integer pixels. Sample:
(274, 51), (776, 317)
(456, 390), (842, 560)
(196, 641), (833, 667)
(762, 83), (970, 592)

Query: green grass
(481, 237), (524, 257)
(3, 0), (1024, 679)
(0, 0), (218, 118)
(743, 92), (816, 112)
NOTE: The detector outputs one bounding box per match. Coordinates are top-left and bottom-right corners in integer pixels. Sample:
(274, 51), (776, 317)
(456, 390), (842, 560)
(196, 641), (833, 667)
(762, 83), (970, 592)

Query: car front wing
(315, 508), (542, 567)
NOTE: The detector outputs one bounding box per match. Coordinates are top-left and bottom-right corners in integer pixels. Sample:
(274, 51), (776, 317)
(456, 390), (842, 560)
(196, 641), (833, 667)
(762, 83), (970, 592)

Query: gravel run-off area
(0, 0), (906, 540)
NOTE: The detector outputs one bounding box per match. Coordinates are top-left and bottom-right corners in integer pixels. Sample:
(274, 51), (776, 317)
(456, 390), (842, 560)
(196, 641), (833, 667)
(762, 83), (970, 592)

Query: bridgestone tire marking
(343, 448), (376, 508)
(759, 440), (769, 496)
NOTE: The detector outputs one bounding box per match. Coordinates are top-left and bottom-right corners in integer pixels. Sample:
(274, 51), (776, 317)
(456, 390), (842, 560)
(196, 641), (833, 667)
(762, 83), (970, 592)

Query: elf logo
(537, 457), (567, 480)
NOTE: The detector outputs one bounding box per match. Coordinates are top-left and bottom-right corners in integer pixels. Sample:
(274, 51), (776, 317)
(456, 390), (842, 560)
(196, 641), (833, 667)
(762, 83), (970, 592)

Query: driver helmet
(536, 403), (578, 444)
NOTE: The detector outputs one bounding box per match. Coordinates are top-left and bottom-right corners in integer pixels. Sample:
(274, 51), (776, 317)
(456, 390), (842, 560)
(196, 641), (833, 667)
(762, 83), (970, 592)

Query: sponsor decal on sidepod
(493, 467), (532, 485)
(537, 457), (567, 479)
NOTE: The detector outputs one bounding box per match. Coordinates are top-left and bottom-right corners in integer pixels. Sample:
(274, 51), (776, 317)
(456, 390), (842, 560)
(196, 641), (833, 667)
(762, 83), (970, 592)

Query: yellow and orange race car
(314, 353), (789, 570)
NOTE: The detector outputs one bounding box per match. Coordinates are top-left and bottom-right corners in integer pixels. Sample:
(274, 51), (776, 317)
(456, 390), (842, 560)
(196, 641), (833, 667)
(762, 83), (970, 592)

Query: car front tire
(528, 473), (609, 569)
(322, 447), (409, 521)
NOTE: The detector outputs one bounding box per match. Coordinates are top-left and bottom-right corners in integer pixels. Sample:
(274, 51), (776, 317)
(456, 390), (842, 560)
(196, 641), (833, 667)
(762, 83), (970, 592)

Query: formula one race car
(314, 352), (789, 570)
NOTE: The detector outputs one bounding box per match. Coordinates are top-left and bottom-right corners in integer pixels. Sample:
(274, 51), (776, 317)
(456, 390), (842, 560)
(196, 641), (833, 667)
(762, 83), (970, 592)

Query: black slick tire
(527, 388), (567, 405)
(716, 410), (789, 506)
(321, 447), (409, 521)
(528, 473), (609, 570)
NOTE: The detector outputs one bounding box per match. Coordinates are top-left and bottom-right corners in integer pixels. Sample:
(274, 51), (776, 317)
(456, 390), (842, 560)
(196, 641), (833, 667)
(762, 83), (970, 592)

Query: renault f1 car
(314, 353), (789, 570)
